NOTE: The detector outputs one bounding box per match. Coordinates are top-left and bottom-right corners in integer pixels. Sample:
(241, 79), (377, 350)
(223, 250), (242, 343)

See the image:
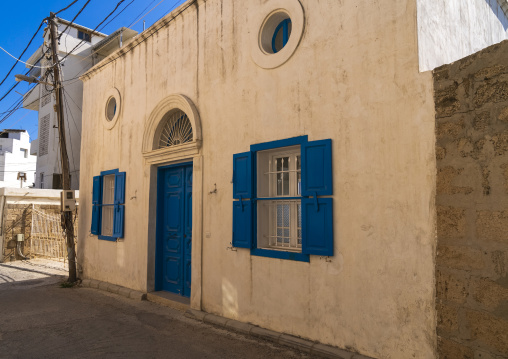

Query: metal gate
(30, 207), (75, 264)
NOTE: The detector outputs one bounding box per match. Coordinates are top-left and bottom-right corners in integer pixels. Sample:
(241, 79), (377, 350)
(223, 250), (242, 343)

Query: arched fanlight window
(158, 110), (193, 149)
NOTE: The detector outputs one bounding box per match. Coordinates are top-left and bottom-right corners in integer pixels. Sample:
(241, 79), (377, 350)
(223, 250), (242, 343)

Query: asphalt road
(0, 260), (309, 359)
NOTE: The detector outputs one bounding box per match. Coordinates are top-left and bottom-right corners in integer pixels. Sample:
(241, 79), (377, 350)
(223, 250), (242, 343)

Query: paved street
(0, 260), (309, 359)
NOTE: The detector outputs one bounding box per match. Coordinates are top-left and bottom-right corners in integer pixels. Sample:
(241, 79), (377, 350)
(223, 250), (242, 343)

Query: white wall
(0, 132), (36, 188)
(418, 0), (508, 71)
(32, 24), (104, 190)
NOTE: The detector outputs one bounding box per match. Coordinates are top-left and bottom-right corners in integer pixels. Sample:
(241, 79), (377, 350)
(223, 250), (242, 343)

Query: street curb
(81, 279), (147, 301)
(185, 309), (375, 359)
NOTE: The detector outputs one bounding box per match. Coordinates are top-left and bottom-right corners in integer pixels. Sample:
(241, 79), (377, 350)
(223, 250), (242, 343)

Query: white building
(22, 18), (137, 190)
(0, 130), (36, 188)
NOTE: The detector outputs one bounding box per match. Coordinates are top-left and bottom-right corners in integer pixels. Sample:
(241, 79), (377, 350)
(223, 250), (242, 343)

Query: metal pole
(48, 13), (77, 282)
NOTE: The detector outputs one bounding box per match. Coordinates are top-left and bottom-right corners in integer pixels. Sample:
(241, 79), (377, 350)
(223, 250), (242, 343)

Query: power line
(62, 0), (197, 84)
(129, 0), (167, 29)
(0, 46), (52, 69)
(0, 19), (46, 89)
(54, 0), (81, 15)
(127, 0), (158, 28)
(58, 0), (127, 65)
(98, 0), (137, 32)
(58, 0), (93, 41)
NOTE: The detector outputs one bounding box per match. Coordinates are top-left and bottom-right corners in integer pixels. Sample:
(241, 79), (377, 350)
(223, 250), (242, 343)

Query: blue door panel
(156, 164), (193, 298)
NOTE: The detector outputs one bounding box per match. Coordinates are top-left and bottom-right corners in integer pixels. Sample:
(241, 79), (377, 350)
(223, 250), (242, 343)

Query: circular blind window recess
(106, 97), (117, 121)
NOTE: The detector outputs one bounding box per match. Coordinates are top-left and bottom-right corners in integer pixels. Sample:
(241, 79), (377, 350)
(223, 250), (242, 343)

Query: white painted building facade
(0, 130), (36, 188)
(22, 20), (108, 190)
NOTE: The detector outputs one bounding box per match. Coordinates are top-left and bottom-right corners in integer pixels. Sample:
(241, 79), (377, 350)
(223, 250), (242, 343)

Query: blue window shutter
(113, 204), (125, 238)
(92, 176), (102, 204)
(91, 205), (100, 235)
(302, 198), (333, 256)
(301, 139), (332, 196)
(114, 172), (126, 204)
(233, 152), (253, 199)
(232, 200), (252, 248)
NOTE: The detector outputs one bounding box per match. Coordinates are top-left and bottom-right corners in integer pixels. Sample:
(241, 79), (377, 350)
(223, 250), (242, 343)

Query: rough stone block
(203, 314), (228, 328)
(436, 270), (470, 304)
(477, 211), (508, 243)
(472, 278), (508, 313)
(437, 167), (473, 195)
(475, 65), (508, 81)
(474, 81), (508, 108)
(437, 206), (466, 240)
(473, 112), (491, 132)
(435, 83), (460, 118)
(250, 326), (282, 341)
(436, 146), (447, 161)
(466, 309), (508, 354)
(224, 319), (253, 335)
(106, 284), (121, 294)
(128, 290), (146, 301)
(474, 349), (504, 359)
(497, 106), (508, 122)
(98, 281), (109, 291)
(311, 343), (355, 359)
(185, 309), (207, 321)
(89, 279), (100, 289)
(437, 301), (459, 333)
(437, 245), (485, 271)
(438, 337), (474, 359)
(492, 130), (508, 155)
(118, 287), (131, 298)
(437, 119), (465, 139)
(491, 251), (507, 277)
(81, 279), (91, 287)
(278, 334), (313, 353)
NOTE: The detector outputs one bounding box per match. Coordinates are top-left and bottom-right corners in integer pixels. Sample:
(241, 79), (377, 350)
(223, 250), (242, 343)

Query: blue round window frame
(272, 18), (292, 54)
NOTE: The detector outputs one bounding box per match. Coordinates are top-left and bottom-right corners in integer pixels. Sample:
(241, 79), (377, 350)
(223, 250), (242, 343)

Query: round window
(272, 18), (292, 53)
(250, 0), (304, 69)
(106, 97), (117, 121)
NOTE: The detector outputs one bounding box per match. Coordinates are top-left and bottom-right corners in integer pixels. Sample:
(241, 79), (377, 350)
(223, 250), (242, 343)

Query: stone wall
(1, 204), (73, 262)
(434, 40), (508, 358)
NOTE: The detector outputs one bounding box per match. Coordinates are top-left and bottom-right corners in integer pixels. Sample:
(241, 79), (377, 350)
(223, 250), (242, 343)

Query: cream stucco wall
(78, 0), (436, 358)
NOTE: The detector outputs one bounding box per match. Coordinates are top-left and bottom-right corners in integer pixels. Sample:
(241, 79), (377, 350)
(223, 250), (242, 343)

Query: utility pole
(48, 13), (77, 282)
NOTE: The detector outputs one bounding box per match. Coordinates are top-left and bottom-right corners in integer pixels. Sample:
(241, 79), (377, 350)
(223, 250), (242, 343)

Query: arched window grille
(158, 110), (193, 149)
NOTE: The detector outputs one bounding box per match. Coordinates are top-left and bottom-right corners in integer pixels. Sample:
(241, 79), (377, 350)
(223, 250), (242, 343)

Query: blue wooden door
(156, 163), (192, 297)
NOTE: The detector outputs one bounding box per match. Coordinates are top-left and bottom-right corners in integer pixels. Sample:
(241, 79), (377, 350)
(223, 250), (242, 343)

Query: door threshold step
(147, 291), (190, 311)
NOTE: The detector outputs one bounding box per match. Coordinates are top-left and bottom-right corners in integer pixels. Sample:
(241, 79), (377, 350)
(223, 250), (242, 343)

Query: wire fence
(30, 207), (76, 265)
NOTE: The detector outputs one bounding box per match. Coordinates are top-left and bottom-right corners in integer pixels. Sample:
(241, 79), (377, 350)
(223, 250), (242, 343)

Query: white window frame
(257, 146), (302, 252)
(101, 174), (115, 237)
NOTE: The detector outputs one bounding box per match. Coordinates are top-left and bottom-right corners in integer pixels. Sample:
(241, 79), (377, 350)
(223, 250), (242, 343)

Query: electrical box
(61, 190), (76, 212)
(17, 234), (24, 242)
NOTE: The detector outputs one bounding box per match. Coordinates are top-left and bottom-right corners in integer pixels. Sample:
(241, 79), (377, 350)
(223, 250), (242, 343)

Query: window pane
(277, 173), (283, 196)
(283, 172), (289, 196)
(297, 155), (301, 195)
(103, 174), (115, 204)
(101, 206), (114, 236)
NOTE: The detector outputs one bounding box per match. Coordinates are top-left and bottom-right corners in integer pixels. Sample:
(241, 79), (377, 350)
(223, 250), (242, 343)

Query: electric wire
(98, 0), (137, 32)
(58, 0), (93, 41)
(57, 0), (127, 65)
(54, 0), (81, 15)
(127, 0), (158, 28)
(129, 0), (167, 29)
(0, 19), (46, 88)
(60, 0), (197, 84)
(0, 47), (53, 69)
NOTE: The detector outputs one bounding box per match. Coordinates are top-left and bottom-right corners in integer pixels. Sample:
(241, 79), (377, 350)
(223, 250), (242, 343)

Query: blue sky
(0, 0), (186, 141)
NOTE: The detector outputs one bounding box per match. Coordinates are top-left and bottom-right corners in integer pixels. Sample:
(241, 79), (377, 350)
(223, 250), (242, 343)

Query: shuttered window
(91, 169), (126, 241)
(232, 136), (333, 261)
